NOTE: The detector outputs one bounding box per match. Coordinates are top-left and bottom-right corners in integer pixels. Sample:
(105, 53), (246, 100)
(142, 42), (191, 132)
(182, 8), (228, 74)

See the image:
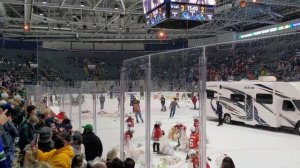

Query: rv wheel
(295, 122), (300, 135)
(224, 114), (231, 124)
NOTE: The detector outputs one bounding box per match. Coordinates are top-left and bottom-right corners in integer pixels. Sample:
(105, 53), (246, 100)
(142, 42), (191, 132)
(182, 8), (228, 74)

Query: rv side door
(280, 100), (297, 127)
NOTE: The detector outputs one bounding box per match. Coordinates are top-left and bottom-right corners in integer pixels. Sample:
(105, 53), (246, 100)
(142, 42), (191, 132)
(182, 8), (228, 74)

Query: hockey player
(189, 127), (199, 150)
(125, 115), (134, 131)
(186, 127), (199, 161)
(193, 117), (200, 133)
(152, 121), (163, 154)
(192, 94), (197, 109)
(124, 127), (134, 145)
(188, 149), (210, 168)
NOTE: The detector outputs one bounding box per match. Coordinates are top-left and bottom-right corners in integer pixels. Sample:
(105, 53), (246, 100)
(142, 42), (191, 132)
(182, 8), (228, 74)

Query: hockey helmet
(193, 116), (199, 121)
(155, 121), (162, 126)
(188, 149), (197, 156)
(190, 127), (196, 133)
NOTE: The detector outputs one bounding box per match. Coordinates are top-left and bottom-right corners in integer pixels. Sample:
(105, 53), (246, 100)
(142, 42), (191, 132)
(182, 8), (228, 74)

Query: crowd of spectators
(1, 33), (300, 86)
(0, 79), (136, 168)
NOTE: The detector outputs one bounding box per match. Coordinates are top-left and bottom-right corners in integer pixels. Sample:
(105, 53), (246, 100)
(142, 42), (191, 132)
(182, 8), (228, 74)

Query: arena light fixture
(24, 24), (30, 32)
(42, 0), (47, 4)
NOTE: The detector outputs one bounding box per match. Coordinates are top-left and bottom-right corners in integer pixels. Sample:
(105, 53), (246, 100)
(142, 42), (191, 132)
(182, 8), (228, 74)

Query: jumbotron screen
(170, 0), (216, 6)
(146, 4), (167, 26)
(143, 0), (165, 13)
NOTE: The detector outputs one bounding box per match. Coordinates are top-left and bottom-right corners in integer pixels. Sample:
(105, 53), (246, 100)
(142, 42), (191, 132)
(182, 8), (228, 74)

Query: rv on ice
(206, 76), (300, 134)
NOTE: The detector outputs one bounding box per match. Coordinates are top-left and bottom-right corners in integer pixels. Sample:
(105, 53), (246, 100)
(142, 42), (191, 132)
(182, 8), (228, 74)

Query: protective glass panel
(150, 47), (206, 168)
(122, 56), (149, 167)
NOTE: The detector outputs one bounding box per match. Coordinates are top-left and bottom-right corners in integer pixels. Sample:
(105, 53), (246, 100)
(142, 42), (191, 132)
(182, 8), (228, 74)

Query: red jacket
(189, 132), (199, 149)
(192, 96), (197, 104)
(152, 125), (162, 141)
(126, 117), (134, 127)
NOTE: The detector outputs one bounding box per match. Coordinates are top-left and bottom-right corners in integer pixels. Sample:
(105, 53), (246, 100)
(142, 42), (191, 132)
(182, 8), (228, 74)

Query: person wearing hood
(34, 130), (74, 168)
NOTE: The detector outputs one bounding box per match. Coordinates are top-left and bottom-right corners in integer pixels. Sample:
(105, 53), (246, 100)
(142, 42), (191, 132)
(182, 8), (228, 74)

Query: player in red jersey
(193, 117), (200, 133)
(189, 127), (199, 150)
(188, 149), (210, 168)
(125, 115), (134, 130)
(152, 121), (163, 154)
(124, 127), (134, 145)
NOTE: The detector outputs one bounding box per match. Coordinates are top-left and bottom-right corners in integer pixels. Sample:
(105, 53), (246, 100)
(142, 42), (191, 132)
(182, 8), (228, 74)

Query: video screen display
(170, 3), (214, 21)
(143, 0), (165, 13)
(146, 5), (167, 26)
(170, 0), (216, 6)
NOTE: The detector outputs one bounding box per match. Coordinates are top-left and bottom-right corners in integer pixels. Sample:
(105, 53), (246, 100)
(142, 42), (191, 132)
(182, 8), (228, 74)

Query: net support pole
(145, 56), (151, 168)
(120, 67), (125, 160)
(199, 47), (207, 168)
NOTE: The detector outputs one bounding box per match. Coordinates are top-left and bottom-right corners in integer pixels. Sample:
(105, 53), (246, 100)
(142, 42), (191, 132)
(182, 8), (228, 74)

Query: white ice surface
(55, 94), (300, 168)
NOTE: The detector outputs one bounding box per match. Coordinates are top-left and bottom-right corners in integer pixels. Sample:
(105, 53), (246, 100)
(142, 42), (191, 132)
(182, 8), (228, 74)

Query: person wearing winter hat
(82, 124), (103, 161)
(35, 130), (75, 168)
(0, 92), (9, 100)
(37, 126), (53, 152)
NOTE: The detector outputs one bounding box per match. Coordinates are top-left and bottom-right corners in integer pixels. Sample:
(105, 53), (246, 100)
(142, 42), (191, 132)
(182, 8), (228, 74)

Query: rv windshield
(293, 100), (300, 110)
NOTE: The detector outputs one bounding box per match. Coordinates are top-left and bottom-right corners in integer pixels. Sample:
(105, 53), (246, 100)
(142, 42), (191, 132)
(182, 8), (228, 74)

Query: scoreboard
(170, 3), (214, 21)
(144, 0), (215, 28)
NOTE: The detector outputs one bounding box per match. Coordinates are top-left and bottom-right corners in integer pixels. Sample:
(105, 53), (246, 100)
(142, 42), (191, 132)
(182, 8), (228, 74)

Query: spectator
(221, 157), (235, 168)
(37, 126), (53, 152)
(160, 95), (166, 111)
(0, 110), (18, 168)
(99, 94), (105, 110)
(106, 148), (118, 165)
(18, 114), (39, 151)
(36, 130), (74, 168)
(124, 158), (135, 168)
(72, 155), (84, 168)
(82, 124), (103, 162)
(0, 109), (8, 168)
(26, 105), (36, 118)
(132, 98), (143, 123)
(110, 158), (124, 168)
(88, 157), (107, 168)
(169, 98), (180, 118)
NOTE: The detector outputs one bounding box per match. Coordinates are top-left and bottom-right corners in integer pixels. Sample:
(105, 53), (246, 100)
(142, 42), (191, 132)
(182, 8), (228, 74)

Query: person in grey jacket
(216, 101), (223, 126)
(169, 98), (180, 118)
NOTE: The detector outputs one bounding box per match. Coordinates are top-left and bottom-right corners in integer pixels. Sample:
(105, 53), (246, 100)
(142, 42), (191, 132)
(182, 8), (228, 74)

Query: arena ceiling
(0, 0), (300, 42)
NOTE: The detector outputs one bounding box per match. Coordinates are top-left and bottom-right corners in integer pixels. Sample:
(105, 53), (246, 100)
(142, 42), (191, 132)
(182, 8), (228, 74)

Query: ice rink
(51, 93), (300, 168)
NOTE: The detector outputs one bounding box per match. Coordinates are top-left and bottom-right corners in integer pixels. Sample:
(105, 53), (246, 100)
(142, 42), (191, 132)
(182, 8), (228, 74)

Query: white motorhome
(206, 77), (300, 134)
